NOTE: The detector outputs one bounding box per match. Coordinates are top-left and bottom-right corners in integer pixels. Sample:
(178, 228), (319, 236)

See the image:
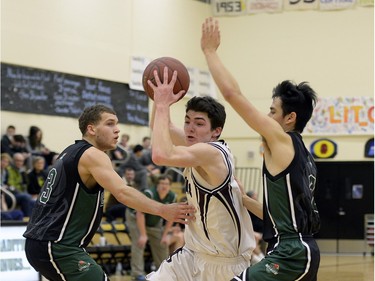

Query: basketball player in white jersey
(145, 68), (256, 281)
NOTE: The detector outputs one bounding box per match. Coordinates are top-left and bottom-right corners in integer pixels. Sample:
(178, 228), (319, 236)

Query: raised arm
(148, 68), (227, 186)
(201, 18), (287, 148)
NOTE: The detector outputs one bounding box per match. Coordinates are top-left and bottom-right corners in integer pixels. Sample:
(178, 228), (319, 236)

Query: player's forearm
(117, 186), (163, 217)
(151, 104), (175, 165)
(242, 194), (263, 220)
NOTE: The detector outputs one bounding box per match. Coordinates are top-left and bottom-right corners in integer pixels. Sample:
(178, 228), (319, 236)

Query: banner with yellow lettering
(305, 97), (374, 135)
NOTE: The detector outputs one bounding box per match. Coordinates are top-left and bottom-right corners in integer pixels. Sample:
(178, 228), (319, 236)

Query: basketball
(142, 57), (190, 101)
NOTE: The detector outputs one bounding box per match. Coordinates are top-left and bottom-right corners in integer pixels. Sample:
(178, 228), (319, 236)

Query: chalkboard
(1, 63), (149, 126)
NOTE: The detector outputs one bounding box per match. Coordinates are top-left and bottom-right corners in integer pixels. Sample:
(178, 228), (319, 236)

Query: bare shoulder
(79, 147), (112, 172)
(79, 147), (116, 188)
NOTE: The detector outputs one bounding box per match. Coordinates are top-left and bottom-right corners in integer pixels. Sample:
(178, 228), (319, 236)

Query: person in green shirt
(126, 175), (177, 281)
(5, 152), (35, 216)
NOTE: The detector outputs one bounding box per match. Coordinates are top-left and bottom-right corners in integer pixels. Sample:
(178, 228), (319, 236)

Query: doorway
(314, 161), (374, 253)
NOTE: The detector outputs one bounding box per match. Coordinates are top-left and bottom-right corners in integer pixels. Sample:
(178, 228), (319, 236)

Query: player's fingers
(163, 67), (169, 84)
(168, 70), (177, 87)
(153, 69), (162, 85)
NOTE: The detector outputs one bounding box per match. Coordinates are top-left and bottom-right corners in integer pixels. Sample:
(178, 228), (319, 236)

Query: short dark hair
(13, 134), (26, 143)
(78, 104), (116, 135)
(272, 80), (317, 133)
(133, 144), (144, 153)
(186, 96), (226, 133)
(157, 174), (172, 184)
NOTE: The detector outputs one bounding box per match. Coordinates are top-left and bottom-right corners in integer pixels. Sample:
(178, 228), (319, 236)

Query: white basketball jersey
(183, 141), (255, 260)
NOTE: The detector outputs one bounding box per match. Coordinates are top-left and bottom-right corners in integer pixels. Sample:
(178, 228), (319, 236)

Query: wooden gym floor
(108, 254), (374, 281)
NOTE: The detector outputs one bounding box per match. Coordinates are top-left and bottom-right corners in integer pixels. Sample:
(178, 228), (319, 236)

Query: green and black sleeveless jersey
(24, 140), (105, 247)
(262, 132), (320, 242)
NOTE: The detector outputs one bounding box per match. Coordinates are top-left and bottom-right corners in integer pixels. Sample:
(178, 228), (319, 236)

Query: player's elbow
(151, 150), (167, 166)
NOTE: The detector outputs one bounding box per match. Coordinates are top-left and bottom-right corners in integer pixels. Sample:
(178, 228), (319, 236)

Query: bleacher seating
(86, 221), (132, 275)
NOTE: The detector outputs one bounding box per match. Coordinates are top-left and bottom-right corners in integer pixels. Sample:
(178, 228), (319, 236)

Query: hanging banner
(283, 0), (319, 11)
(305, 96), (374, 135)
(212, 0), (371, 15)
(247, 0), (283, 13)
(319, 0), (356, 10)
(212, 0), (247, 16)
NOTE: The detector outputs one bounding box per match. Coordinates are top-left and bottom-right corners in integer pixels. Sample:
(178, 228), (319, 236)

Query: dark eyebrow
(193, 117), (206, 122)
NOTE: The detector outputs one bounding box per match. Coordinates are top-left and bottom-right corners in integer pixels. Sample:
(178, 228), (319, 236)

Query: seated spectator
(117, 144), (149, 191)
(26, 125), (56, 167)
(166, 196), (186, 254)
(105, 167), (137, 222)
(12, 134), (32, 168)
(1, 186), (24, 221)
(1, 153), (12, 186)
(5, 152), (35, 217)
(27, 156), (48, 200)
(166, 223), (185, 254)
(1, 125), (16, 156)
(139, 136), (165, 186)
(139, 151), (165, 187)
(125, 175), (177, 281)
(110, 133), (131, 162)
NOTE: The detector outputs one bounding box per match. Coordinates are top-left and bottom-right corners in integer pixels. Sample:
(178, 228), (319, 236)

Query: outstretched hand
(147, 67), (185, 106)
(201, 17), (221, 54)
(161, 201), (196, 225)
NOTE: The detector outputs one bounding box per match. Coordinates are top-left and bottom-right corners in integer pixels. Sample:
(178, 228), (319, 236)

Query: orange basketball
(142, 57), (190, 101)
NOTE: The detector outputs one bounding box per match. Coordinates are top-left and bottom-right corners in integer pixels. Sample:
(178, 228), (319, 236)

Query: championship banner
(319, 0), (356, 10)
(283, 0), (319, 11)
(212, 0), (247, 16)
(247, 0), (283, 13)
(305, 96), (374, 135)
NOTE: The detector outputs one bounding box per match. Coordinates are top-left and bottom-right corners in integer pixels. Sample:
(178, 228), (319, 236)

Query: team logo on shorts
(265, 263), (280, 275)
(78, 260), (91, 272)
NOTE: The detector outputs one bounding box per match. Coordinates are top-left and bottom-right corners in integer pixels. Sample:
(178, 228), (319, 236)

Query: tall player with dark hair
(201, 17), (321, 281)
(23, 104), (195, 281)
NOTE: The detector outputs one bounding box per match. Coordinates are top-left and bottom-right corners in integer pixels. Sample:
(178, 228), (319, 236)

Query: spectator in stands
(27, 125), (56, 167)
(166, 223), (185, 254)
(1, 153), (12, 186)
(165, 196), (187, 254)
(5, 152), (35, 216)
(1, 125), (16, 156)
(139, 136), (165, 186)
(12, 134), (32, 168)
(1, 186), (24, 221)
(126, 175), (177, 281)
(117, 144), (149, 191)
(105, 167), (137, 222)
(110, 133), (131, 162)
(27, 156), (48, 200)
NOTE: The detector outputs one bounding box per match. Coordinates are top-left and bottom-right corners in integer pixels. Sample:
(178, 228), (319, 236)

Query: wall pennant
(310, 138), (337, 159)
